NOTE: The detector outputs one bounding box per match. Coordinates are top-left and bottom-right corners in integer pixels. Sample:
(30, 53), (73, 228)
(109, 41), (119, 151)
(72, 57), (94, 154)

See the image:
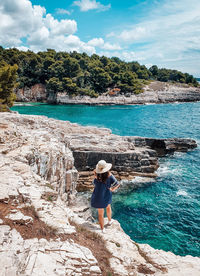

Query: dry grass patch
(65, 220), (119, 276)
(0, 201), (58, 240)
(0, 200), (118, 275)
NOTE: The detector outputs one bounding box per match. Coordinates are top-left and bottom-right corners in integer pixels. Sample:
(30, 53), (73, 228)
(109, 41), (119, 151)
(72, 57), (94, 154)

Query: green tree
(62, 77), (78, 95)
(39, 57), (55, 83)
(100, 56), (110, 67)
(131, 61), (141, 73)
(157, 69), (170, 82)
(17, 52), (42, 87)
(0, 63), (18, 111)
(120, 72), (138, 86)
(63, 57), (81, 78)
(111, 57), (122, 64)
(149, 65), (159, 78)
(76, 71), (91, 88)
(185, 73), (198, 86)
(49, 60), (65, 79)
(118, 72), (143, 94)
(46, 77), (62, 93)
(136, 67), (150, 80)
(90, 67), (112, 93)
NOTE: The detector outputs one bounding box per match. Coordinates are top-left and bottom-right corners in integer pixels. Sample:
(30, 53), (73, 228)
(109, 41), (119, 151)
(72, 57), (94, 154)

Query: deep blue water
(11, 102), (200, 257)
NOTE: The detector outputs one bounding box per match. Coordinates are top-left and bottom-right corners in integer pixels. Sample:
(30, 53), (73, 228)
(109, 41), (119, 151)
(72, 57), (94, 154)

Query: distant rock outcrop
(0, 113), (199, 276)
(15, 83), (47, 102)
(15, 81), (200, 104)
(54, 81), (200, 105)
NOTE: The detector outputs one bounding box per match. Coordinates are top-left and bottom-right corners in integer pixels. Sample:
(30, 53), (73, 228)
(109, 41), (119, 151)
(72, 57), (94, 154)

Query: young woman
(91, 160), (120, 233)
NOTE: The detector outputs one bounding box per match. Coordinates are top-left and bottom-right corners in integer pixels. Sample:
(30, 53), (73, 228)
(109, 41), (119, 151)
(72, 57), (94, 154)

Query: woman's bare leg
(97, 208), (104, 230)
(106, 204), (112, 221)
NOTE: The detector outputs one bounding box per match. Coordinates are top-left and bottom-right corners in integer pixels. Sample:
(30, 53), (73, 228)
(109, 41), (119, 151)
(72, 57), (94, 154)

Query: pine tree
(0, 62), (18, 112)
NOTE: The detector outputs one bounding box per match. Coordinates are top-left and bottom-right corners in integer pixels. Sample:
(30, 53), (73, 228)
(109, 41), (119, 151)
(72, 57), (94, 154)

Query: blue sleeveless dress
(91, 175), (118, 208)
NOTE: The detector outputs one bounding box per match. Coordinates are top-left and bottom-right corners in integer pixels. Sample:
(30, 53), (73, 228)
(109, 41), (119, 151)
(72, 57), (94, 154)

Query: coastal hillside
(0, 112), (200, 275)
(0, 46), (198, 101)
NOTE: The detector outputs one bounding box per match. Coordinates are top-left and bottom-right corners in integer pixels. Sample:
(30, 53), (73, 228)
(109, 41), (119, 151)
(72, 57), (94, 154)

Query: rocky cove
(15, 81), (200, 105)
(0, 112), (200, 276)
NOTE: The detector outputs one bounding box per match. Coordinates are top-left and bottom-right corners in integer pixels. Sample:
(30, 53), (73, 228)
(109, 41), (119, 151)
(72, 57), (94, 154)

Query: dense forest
(0, 46), (198, 110)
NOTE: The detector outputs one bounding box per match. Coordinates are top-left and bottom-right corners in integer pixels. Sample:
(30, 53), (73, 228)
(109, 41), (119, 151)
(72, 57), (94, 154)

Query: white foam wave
(195, 139), (200, 147)
(173, 151), (185, 157)
(144, 103), (156, 106)
(176, 190), (189, 197)
(14, 103), (33, 106)
(157, 165), (170, 176)
(120, 176), (155, 190)
(130, 176), (155, 183)
(157, 163), (182, 177)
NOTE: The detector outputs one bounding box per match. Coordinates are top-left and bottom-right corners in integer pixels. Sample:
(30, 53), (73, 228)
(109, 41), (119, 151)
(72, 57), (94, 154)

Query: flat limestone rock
(0, 167), (23, 202)
(0, 189), (9, 203)
(0, 227), (101, 276)
(138, 243), (200, 276)
(90, 266), (102, 273)
(6, 211), (33, 225)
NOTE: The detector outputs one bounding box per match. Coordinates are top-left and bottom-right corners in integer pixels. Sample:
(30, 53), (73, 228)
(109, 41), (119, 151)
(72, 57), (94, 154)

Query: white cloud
(88, 38), (104, 47)
(88, 37), (121, 50)
(107, 0), (200, 75)
(16, 46), (29, 51)
(106, 32), (115, 38)
(119, 27), (146, 42)
(0, 0), (37, 46)
(102, 42), (121, 51)
(56, 8), (71, 15)
(0, 0), (95, 55)
(99, 50), (145, 62)
(73, 0), (111, 12)
(29, 34), (96, 55)
(44, 14), (77, 36)
(27, 27), (50, 45)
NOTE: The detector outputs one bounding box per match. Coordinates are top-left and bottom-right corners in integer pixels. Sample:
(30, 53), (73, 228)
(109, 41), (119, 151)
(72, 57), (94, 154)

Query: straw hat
(95, 160), (112, 174)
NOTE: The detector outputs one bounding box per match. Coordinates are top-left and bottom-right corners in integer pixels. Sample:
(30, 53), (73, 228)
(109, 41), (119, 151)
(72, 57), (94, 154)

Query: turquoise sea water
(11, 102), (200, 257)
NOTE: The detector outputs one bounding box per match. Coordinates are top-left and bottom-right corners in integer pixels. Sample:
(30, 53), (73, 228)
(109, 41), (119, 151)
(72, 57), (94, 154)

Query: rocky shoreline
(72, 136), (197, 191)
(15, 81), (200, 105)
(0, 113), (200, 275)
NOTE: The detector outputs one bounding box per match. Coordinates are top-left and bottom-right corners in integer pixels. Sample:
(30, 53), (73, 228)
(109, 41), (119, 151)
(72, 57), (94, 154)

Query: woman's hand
(109, 185), (120, 192)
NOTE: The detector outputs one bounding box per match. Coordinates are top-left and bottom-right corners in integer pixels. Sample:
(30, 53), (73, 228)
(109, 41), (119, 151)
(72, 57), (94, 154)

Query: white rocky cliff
(0, 113), (200, 276)
(55, 83), (200, 105)
(15, 81), (200, 105)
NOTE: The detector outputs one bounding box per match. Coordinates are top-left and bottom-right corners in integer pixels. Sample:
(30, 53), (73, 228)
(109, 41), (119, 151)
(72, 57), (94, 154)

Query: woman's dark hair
(97, 171), (109, 183)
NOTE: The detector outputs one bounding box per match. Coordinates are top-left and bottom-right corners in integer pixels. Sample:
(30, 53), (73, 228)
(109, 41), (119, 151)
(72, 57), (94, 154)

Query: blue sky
(0, 0), (200, 76)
